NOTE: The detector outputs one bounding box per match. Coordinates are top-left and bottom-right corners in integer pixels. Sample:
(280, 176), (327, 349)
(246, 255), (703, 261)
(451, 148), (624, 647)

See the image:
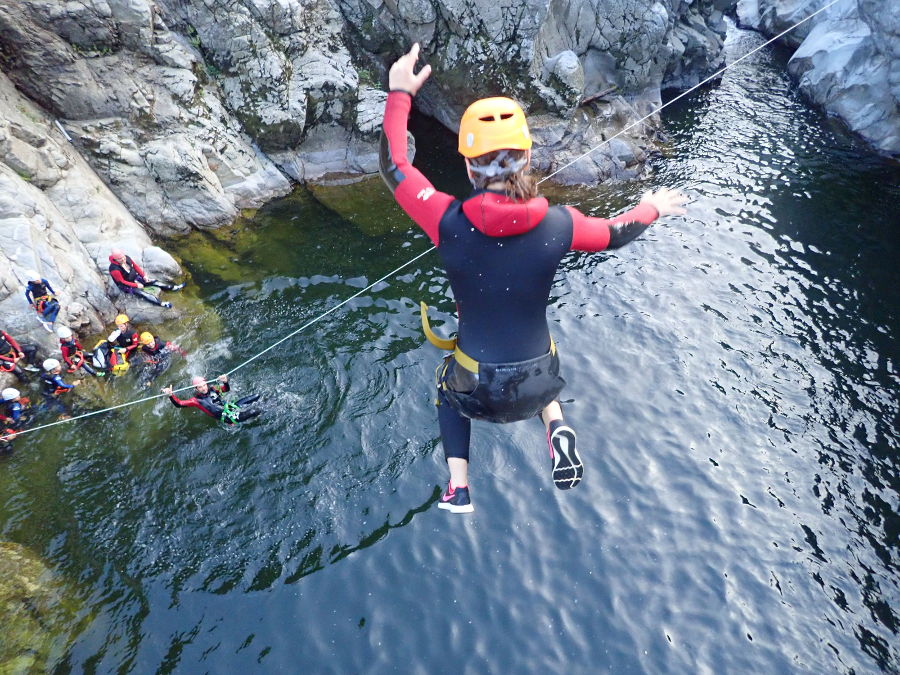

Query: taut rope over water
(7, 0), (843, 441)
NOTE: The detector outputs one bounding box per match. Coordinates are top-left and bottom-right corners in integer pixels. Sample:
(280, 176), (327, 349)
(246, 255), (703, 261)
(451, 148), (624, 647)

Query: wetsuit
(108, 327), (140, 357)
(108, 254), (177, 306)
(25, 279), (60, 323)
(168, 381), (262, 424)
(1, 397), (30, 454)
(60, 336), (96, 376)
(381, 90), (658, 460)
(138, 338), (179, 385)
(39, 371), (76, 415)
(0, 330), (38, 382)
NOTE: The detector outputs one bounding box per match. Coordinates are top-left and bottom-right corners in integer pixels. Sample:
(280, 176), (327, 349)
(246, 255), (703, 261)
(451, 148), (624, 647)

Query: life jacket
(1, 398), (31, 428)
(90, 340), (129, 375)
(195, 389), (226, 417)
(108, 255), (141, 289)
(40, 372), (70, 397)
(60, 337), (85, 370)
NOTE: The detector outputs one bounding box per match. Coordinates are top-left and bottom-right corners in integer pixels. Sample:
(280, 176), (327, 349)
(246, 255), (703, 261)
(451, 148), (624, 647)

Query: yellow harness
(419, 302), (556, 375)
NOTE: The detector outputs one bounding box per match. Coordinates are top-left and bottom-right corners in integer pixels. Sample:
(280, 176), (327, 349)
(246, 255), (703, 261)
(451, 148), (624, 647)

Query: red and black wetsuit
(108, 255), (176, 307)
(0, 330), (38, 383)
(168, 381), (262, 424)
(381, 91), (658, 459)
(60, 336), (96, 376)
(109, 327), (140, 357)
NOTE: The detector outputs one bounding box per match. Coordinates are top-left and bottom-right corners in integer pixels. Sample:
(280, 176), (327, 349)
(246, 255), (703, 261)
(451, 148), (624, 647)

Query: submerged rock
(0, 541), (80, 672)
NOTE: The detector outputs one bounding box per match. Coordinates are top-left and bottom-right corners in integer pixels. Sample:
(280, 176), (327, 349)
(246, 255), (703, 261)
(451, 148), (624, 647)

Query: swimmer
(163, 374), (262, 425)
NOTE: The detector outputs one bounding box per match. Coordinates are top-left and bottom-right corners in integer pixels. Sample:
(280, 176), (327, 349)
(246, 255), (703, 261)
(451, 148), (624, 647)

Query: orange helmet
(458, 97), (532, 158)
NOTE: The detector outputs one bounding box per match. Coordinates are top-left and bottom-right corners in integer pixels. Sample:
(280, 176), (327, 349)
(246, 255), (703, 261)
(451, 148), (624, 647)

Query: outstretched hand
(162, 386), (173, 396)
(640, 187), (688, 217)
(388, 43), (432, 96)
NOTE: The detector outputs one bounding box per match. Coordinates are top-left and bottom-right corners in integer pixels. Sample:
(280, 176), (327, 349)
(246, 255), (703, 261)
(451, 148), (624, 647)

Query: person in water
(57, 326), (97, 376)
(24, 271), (61, 331)
(137, 331), (183, 387)
(1, 387), (31, 454)
(0, 328), (40, 382)
(382, 44), (687, 513)
(107, 314), (140, 360)
(39, 358), (81, 418)
(162, 374), (262, 425)
(108, 248), (184, 308)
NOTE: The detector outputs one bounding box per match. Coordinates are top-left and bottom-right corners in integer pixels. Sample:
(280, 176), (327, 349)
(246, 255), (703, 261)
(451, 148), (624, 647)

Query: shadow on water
(0, 23), (897, 674)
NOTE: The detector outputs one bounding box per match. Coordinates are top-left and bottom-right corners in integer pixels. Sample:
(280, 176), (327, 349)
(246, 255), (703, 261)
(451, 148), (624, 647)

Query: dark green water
(2, 26), (898, 672)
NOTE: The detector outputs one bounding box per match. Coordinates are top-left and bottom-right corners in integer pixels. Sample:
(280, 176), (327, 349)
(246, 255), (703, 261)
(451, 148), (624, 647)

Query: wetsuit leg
(10, 364), (27, 383)
(146, 279), (177, 291)
(80, 362), (97, 377)
(20, 344), (38, 365)
(42, 301), (60, 323)
(131, 288), (164, 306)
(236, 394), (260, 407)
(237, 408), (261, 422)
(438, 389), (471, 462)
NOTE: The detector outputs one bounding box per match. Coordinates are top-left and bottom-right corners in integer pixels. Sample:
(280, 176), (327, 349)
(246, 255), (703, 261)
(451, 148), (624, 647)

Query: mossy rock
(307, 175), (409, 237)
(0, 541), (80, 672)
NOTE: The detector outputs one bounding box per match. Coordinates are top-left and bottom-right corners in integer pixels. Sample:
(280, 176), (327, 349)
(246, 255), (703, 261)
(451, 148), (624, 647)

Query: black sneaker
(548, 423), (583, 490)
(437, 482), (474, 514)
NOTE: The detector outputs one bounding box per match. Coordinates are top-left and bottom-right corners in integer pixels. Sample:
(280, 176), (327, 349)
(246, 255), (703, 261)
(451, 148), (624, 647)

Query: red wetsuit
(381, 90), (658, 362)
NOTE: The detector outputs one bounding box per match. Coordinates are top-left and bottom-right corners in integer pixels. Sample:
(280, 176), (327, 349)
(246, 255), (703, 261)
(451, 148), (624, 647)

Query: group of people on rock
(23, 248), (185, 335)
(2, 248), (263, 455)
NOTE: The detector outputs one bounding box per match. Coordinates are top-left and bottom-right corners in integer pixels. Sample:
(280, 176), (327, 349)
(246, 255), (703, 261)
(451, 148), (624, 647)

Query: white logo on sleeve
(417, 187), (435, 201)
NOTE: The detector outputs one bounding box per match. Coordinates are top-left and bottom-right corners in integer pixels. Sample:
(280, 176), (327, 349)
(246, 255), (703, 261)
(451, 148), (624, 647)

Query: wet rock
(738, 0), (899, 156)
(0, 541), (80, 672)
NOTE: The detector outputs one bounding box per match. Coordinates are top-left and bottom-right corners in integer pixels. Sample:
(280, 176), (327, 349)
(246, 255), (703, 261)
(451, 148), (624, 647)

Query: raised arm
(568, 187), (687, 252)
(380, 44), (454, 246)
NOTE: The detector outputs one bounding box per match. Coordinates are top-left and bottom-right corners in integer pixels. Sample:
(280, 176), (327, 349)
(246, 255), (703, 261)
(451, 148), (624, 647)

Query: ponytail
(468, 149), (539, 202)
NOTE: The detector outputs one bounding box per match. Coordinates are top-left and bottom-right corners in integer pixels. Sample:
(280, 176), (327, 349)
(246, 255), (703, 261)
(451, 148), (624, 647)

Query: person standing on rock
(108, 248), (184, 308)
(0, 327), (40, 382)
(381, 44), (687, 513)
(24, 271), (61, 332)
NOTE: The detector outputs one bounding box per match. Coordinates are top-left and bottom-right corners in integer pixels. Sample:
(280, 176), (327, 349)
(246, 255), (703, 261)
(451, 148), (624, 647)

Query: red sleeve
(60, 344), (74, 366)
(2, 332), (21, 353)
(382, 91), (455, 246)
(130, 259), (146, 279)
(566, 203), (658, 252)
(110, 269), (139, 288)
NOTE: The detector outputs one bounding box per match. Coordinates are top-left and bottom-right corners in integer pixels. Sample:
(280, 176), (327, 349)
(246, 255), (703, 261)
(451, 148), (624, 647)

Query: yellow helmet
(140, 331), (154, 345)
(458, 97), (532, 158)
(115, 313), (129, 325)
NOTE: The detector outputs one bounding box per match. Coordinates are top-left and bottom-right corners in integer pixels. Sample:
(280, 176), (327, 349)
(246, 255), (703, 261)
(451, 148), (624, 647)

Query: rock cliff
(0, 0), (736, 355)
(738, 0), (899, 156)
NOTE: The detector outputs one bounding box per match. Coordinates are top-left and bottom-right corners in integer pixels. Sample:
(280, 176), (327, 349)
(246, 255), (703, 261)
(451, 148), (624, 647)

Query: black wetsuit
(0, 330), (38, 382)
(168, 381), (262, 424)
(381, 91), (659, 461)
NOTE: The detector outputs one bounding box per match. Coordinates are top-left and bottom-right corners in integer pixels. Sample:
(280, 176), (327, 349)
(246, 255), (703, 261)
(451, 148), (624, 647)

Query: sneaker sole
(550, 426), (583, 490)
(437, 501), (475, 514)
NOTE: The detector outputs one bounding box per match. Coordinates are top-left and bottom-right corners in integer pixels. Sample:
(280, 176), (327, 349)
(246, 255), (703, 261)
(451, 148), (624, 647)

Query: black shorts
(437, 348), (566, 424)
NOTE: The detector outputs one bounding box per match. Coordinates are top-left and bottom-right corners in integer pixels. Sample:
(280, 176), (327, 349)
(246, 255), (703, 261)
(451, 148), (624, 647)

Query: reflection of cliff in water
(0, 541), (82, 671)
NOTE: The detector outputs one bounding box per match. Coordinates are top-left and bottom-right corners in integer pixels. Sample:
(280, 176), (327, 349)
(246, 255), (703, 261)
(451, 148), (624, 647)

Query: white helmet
(43, 358), (60, 371)
(1, 387), (20, 401)
(24, 269), (40, 281)
(57, 326), (73, 339)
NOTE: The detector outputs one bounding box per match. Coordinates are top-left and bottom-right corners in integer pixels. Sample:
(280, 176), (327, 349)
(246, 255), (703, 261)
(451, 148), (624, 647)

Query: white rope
(3, 0), (841, 442)
(538, 0), (842, 184)
(5, 246), (435, 440)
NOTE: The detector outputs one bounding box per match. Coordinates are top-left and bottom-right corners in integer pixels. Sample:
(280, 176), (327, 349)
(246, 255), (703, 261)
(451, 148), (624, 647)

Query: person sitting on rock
(1, 387), (32, 455)
(0, 328), (40, 382)
(24, 270), (61, 331)
(137, 331), (184, 388)
(57, 326), (97, 377)
(39, 358), (80, 418)
(108, 248), (184, 308)
(162, 374), (262, 425)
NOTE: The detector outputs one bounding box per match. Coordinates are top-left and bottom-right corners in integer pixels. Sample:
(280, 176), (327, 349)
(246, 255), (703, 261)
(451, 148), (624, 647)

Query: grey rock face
(738, 0), (899, 155)
(340, 0), (733, 183)
(0, 69), (180, 357)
